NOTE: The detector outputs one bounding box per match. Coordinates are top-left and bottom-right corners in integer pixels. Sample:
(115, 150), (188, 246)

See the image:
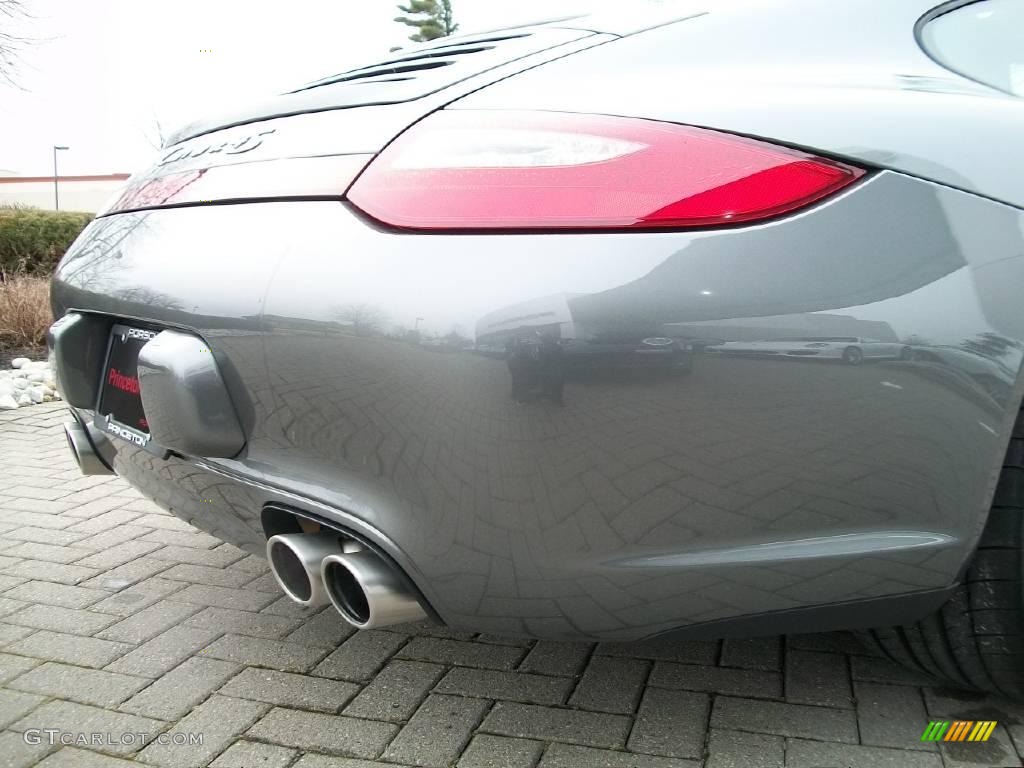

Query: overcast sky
(0, 0), (618, 176)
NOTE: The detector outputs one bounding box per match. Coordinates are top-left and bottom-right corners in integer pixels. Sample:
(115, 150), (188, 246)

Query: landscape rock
(10, 357), (30, 369)
(0, 394), (18, 410)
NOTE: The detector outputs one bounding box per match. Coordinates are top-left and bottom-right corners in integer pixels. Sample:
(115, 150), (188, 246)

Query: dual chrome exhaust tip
(266, 532), (426, 629)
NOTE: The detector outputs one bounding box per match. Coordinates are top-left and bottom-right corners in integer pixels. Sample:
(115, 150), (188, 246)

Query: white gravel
(0, 357), (61, 410)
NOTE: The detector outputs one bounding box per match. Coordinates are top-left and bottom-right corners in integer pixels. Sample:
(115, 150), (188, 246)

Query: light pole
(52, 145), (69, 210)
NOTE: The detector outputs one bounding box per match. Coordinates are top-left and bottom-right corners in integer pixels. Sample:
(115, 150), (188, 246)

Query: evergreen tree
(395, 0), (458, 43)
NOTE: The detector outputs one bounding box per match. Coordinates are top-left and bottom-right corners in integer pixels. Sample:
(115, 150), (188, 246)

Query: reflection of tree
(960, 332), (1022, 362)
(333, 303), (388, 336)
(57, 214), (152, 291)
(116, 286), (185, 312)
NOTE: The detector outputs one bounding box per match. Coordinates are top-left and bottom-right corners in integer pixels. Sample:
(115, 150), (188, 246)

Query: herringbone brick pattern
(1, 402), (1022, 767)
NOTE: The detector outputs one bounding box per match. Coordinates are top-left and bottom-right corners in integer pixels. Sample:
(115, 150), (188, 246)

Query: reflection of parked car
(476, 294), (692, 376)
(708, 337), (911, 365)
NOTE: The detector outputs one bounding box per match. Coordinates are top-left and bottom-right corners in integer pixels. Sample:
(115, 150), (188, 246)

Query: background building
(0, 173), (130, 213)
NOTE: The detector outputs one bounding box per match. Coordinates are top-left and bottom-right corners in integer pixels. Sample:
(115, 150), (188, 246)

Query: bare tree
(333, 303), (388, 336)
(144, 114), (167, 151)
(0, 0), (33, 88)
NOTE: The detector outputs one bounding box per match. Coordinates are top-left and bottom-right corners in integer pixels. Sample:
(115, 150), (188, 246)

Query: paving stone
(0, 728), (55, 768)
(597, 638), (719, 665)
(569, 655), (648, 714)
(0, 621), (35, 643)
(3, 541), (92, 564)
(439, 666), (574, 706)
(649, 661), (782, 699)
(518, 641), (592, 677)
(221, 667), (359, 712)
(785, 738), (945, 768)
(5, 629), (130, 668)
(720, 637), (783, 672)
(711, 696), (858, 743)
(87, 577), (182, 616)
(261, 594), (320, 618)
(247, 706), (398, 758)
(285, 608), (357, 647)
(399, 636), (525, 670)
(291, 756), (413, 768)
(119, 656), (242, 720)
(628, 687), (709, 759)
(855, 681), (935, 751)
(169, 583), (277, 612)
(3, 580), (107, 609)
(482, 701), (631, 750)
(10, 700), (163, 756)
(8, 662), (149, 707)
(0, 687), (47, 728)
(6, 527), (88, 546)
(343, 659), (447, 722)
(105, 625), (222, 677)
(3, 560), (99, 585)
(184, 606), (302, 639)
(245, 571), (285, 593)
(73, 541), (163, 571)
(5, 603), (116, 635)
(459, 734), (543, 768)
(705, 729), (784, 768)
(540, 743), (700, 768)
(201, 633), (329, 673)
(784, 649), (853, 708)
(314, 630), (409, 681)
(209, 740), (297, 768)
(850, 655), (936, 686)
(79, 558), (173, 592)
(34, 747), (139, 767)
(384, 693), (492, 767)
(141, 528), (223, 548)
(149, 544), (246, 568)
(940, 724), (1022, 768)
(160, 563), (253, 588)
(95, 599), (200, 643)
(0, 651), (40, 683)
(138, 694), (269, 768)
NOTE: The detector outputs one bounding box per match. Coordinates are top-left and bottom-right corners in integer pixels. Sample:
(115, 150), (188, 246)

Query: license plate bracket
(94, 324), (159, 450)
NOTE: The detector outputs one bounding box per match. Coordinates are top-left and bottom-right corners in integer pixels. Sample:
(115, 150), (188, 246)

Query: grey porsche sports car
(50, 0), (1024, 698)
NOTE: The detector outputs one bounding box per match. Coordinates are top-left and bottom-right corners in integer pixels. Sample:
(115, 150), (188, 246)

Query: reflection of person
(506, 331), (565, 405)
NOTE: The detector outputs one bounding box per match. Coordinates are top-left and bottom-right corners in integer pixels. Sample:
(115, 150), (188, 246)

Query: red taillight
(346, 111), (865, 231)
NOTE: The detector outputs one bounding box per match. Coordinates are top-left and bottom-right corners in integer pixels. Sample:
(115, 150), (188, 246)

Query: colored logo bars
(921, 721), (998, 742)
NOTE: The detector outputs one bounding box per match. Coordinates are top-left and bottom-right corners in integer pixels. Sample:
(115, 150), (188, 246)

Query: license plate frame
(94, 324), (159, 450)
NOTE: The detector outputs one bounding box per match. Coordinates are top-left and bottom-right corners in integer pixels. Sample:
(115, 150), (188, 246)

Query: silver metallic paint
(52, 167), (1024, 639)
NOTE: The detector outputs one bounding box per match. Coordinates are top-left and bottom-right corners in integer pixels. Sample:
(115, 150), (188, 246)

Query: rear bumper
(52, 170), (1024, 640)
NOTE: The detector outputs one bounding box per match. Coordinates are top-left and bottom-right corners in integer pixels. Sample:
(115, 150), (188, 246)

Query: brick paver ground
(2, 402), (1023, 768)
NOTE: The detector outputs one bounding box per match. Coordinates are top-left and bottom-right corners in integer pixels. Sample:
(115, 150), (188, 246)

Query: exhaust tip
(322, 558), (371, 626)
(64, 421), (115, 476)
(321, 551), (426, 629)
(268, 538), (314, 603)
(265, 533), (339, 608)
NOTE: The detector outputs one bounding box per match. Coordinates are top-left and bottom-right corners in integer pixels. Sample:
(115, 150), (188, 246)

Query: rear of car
(50, 0), (1024, 697)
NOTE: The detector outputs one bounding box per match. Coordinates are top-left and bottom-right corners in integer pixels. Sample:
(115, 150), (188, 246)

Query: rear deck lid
(167, 28), (594, 144)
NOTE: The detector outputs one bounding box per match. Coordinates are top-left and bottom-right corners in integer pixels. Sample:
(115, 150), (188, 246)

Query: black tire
(856, 406), (1024, 699)
(842, 346), (864, 365)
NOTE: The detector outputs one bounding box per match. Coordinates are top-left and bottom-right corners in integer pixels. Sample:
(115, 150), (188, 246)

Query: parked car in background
(50, 0), (1024, 698)
(707, 337), (912, 365)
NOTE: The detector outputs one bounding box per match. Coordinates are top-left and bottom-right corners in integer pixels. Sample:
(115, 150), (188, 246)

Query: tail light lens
(347, 111), (865, 231)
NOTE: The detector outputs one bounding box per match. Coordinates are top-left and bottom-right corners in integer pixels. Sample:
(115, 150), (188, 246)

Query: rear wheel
(856, 406), (1024, 699)
(842, 346), (864, 365)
